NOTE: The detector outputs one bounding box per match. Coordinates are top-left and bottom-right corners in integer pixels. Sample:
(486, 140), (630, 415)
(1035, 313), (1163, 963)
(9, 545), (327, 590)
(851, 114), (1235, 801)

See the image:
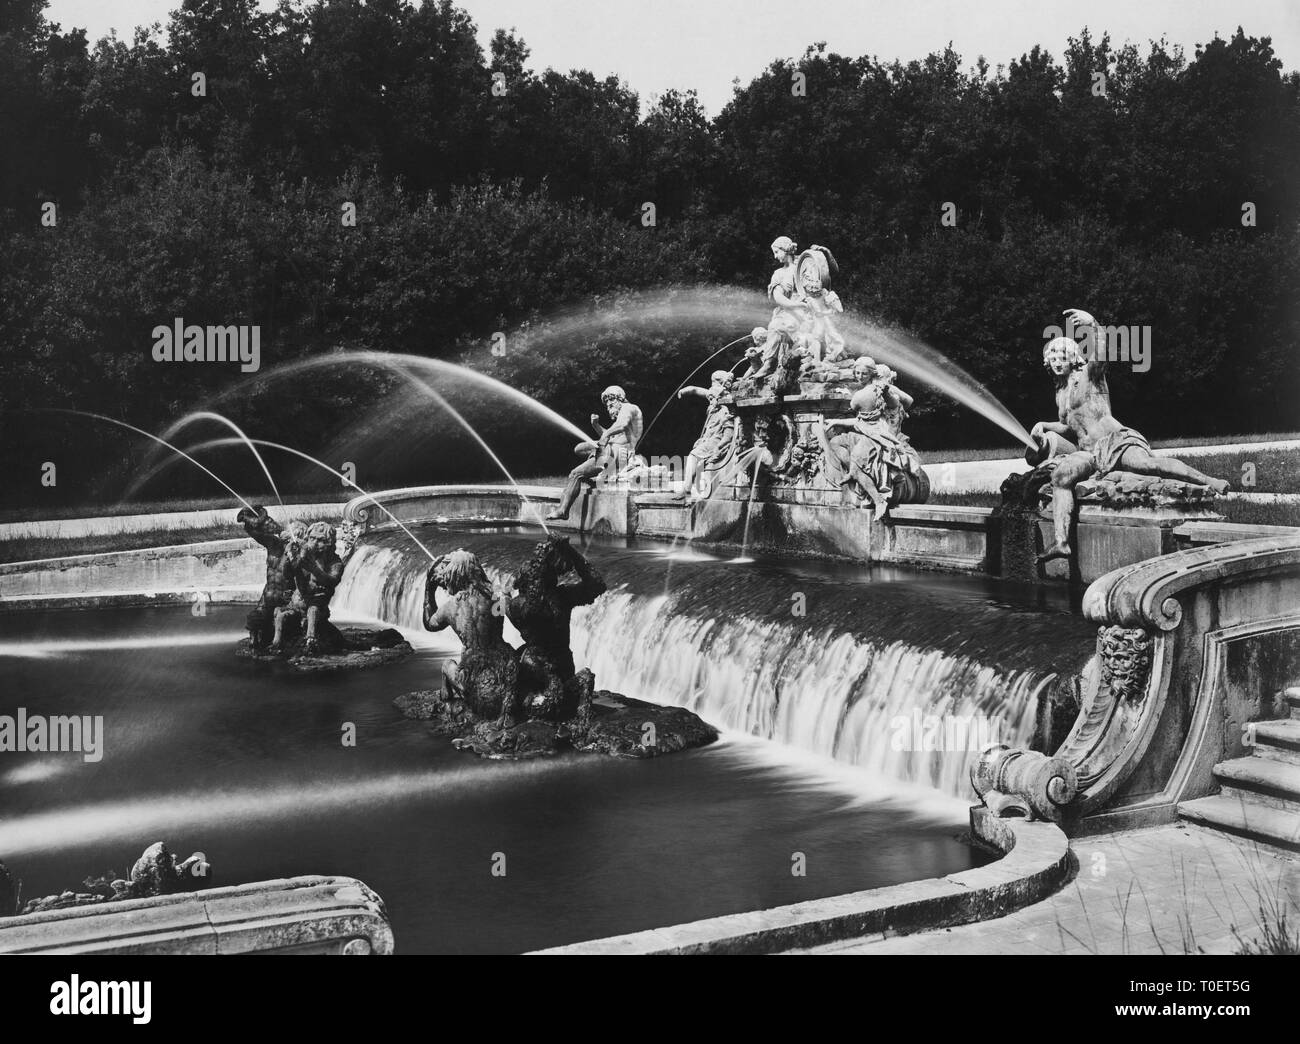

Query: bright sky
(46, 0), (1300, 115)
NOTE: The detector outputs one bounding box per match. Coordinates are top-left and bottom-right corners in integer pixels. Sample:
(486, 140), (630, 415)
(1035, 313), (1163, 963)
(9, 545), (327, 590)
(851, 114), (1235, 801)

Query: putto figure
(423, 549), (519, 721)
(275, 521), (347, 654)
(237, 505), (304, 652)
(1032, 309), (1229, 562)
(673, 369), (738, 501)
(546, 385), (643, 520)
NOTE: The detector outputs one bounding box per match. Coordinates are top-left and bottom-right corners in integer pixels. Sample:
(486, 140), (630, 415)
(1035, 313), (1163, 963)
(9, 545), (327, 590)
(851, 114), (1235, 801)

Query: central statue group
(546, 234), (930, 520)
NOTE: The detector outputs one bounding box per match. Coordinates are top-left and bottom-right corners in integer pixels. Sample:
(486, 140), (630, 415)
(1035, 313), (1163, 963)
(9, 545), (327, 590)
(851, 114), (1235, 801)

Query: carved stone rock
(236, 626), (412, 672)
(405, 685), (719, 761)
(14, 842), (208, 916)
(1039, 472), (1219, 511)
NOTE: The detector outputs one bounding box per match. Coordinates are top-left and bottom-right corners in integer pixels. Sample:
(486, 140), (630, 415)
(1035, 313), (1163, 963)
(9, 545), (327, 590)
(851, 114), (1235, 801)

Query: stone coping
(1174, 520), (1300, 544)
(0, 503), (344, 543)
(528, 807), (1069, 955)
(0, 875), (393, 955)
(887, 504), (994, 526)
(0, 536), (254, 571)
(0, 586), (261, 612)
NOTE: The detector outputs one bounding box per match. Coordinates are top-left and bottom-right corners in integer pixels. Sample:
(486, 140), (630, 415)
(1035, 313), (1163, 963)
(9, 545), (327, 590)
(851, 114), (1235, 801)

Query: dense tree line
(1, 0), (1297, 504)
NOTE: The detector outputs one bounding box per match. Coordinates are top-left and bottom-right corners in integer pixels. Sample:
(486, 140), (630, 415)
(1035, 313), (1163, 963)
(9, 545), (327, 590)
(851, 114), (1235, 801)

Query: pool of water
(0, 603), (992, 954)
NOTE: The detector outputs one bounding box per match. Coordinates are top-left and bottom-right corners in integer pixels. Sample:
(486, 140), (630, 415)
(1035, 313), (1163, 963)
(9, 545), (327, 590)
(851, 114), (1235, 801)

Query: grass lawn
(0, 497), (348, 564)
(927, 490), (1300, 528)
(913, 432), (1300, 465)
(0, 525), (243, 564)
(0, 492), (345, 525)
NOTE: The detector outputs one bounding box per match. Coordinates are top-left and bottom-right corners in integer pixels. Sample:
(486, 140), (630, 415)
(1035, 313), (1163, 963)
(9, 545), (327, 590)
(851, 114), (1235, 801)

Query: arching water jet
(34, 409), (257, 513)
(124, 410), (283, 506)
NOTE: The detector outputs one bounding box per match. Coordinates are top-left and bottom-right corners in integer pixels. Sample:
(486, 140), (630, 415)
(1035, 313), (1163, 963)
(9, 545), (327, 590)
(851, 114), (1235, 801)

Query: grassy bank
(0, 525), (243, 564)
(927, 491), (1300, 528)
(0, 498), (348, 564)
(0, 493), (346, 526)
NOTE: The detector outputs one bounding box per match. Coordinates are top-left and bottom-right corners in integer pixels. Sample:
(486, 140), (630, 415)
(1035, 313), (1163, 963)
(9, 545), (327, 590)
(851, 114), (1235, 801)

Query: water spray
(244, 438), (440, 562)
(131, 410), (283, 506)
(36, 409), (257, 512)
(641, 334), (752, 445)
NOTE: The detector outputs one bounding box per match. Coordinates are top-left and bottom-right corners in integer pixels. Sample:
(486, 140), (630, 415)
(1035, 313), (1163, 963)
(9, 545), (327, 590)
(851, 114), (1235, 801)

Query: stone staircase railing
(973, 533), (1300, 835)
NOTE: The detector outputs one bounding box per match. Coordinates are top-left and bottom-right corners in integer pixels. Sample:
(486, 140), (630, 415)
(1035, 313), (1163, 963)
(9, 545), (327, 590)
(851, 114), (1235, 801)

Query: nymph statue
(1032, 309), (1228, 561)
(673, 369), (738, 501)
(815, 365), (926, 518)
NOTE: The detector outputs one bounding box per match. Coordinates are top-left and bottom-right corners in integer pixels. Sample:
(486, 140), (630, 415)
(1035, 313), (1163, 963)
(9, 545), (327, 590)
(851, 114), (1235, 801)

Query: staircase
(1178, 688), (1300, 851)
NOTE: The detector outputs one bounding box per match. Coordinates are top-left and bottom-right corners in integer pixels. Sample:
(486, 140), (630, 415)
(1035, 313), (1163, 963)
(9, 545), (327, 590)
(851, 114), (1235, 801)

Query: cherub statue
(237, 505), (304, 652)
(423, 549), (519, 721)
(275, 521), (346, 655)
(798, 269), (845, 362)
(1032, 309), (1229, 562)
(742, 314), (798, 381)
(507, 537), (607, 721)
(672, 369), (738, 501)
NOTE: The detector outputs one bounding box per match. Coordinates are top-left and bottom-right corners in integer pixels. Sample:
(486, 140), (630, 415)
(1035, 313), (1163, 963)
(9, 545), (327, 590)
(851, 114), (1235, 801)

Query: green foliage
(1, 2), (1297, 505)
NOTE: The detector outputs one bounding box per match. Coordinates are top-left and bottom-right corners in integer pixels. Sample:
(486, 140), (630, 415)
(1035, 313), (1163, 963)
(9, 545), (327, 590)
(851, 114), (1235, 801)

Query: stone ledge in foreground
(527, 808), (1068, 954)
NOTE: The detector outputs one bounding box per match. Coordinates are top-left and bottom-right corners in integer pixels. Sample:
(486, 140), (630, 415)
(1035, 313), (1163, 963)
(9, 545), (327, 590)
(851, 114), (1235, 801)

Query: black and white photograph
(0, 0), (1298, 992)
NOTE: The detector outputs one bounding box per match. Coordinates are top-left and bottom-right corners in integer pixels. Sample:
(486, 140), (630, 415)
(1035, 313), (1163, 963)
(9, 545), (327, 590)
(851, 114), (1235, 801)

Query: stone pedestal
(1035, 504), (1226, 584)
(718, 389), (858, 505)
(1013, 473), (1227, 584)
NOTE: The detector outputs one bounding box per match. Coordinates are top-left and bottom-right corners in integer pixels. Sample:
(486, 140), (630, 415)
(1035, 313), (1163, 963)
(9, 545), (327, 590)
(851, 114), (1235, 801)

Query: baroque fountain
(1, 233), (1297, 955)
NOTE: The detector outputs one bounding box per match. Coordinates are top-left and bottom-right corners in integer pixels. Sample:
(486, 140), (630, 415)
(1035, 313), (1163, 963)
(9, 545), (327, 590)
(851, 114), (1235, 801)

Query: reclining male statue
(1032, 309), (1228, 562)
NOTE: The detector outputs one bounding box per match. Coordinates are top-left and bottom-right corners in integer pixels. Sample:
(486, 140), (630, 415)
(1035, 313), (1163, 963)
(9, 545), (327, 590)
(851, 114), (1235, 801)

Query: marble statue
(814, 364), (926, 518)
(423, 549), (519, 721)
(643, 233), (927, 515)
(795, 251), (845, 363)
(673, 369), (739, 501)
(745, 238), (849, 392)
(743, 315), (798, 382)
(767, 235), (804, 325)
(547, 385), (644, 520)
(1033, 309), (1229, 562)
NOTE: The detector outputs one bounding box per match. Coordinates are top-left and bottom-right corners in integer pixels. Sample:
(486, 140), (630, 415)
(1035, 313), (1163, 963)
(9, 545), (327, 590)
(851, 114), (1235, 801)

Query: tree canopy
(2, 1), (1297, 504)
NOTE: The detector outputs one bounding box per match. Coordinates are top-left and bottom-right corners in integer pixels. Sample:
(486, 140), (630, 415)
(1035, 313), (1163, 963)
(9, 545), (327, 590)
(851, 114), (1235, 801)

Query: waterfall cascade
(334, 531), (1095, 798)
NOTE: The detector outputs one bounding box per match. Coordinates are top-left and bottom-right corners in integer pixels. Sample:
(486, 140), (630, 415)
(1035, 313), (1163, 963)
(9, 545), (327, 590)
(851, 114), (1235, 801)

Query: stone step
(1178, 795), (1300, 852)
(1214, 757), (1300, 812)
(1287, 687), (1300, 721)
(1251, 719), (1300, 765)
